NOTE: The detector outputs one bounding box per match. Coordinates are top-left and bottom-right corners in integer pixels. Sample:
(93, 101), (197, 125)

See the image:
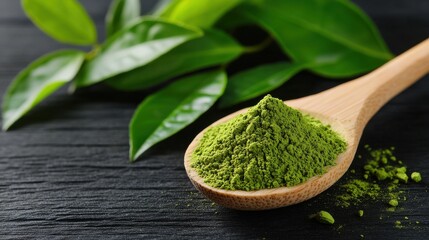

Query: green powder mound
(191, 95), (347, 191)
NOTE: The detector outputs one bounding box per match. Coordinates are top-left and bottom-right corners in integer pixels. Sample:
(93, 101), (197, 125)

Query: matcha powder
(191, 95), (347, 191)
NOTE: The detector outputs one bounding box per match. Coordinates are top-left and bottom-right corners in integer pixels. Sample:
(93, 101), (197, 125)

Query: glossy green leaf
(238, 0), (393, 77)
(21, 0), (96, 45)
(107, 28), (242, 91)
(2, 50), (85, 130)
(215, 7), (253, 31)
(129, 70), (227, 161)
(219, 62), (304, 108)
(74, 18), (202, 88)
(106, 0), (140, 37)
(162, 0), (243, 27)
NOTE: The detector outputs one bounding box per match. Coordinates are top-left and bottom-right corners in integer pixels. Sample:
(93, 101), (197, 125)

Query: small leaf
(162, 0), (243, 27)
(2, 50), (85, 130)
(108, 28), (242, 91)
(219, 62), (304, 108)
(238, 0), (393, 77)
(74, 18), (202, 88)
(106, 0), (140, 37)
(129, 70), (227, 161)
(21, 0), (96, 45)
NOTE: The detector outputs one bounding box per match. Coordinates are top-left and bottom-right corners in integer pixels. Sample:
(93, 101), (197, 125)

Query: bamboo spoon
(184, 38), (429, 210)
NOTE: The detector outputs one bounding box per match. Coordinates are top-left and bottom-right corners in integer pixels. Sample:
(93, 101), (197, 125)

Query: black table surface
(1, 0), (428, 239)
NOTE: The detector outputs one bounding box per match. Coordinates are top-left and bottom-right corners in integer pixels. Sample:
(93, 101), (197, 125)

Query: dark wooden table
(1, 0), (428, 239)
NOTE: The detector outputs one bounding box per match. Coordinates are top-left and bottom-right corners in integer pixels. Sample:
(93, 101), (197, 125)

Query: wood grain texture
(0, 0), (428, 239)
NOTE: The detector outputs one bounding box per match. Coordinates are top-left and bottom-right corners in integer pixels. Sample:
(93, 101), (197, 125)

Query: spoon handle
(356, 38), (429, 123)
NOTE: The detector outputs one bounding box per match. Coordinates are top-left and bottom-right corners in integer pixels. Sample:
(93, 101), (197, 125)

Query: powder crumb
(386, 207), (396, 212)
(388, 199), (399, 207)
(395, 220), (403, 229)
(411, 172), (422, 183)
(311, 210), (335, 225)
(396, 172), (408, 183)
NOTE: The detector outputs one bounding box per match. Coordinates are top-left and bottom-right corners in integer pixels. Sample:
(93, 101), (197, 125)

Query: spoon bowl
(185, 39), (429, 210)
(185, 109), (357, 210)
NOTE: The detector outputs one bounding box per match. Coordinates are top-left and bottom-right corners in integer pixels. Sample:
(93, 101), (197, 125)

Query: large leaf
(219, 62), (304, 108)
(106, 0), (140, 38)
(74, 18), (202, 88)
(21, 0), (96, 45)
(2, 50), (85, 130)
(129, 70), (227, 161)
(161, 0), (243, 27)
(108, 29), (242, 91)
(238, 0), (393, 77)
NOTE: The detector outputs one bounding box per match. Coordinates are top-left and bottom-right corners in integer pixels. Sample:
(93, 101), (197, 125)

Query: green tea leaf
(108, 28), (242, 91)
(162, 0), (243, 27)
(219, 62), (304, 108)
(21, 0), (96, 45)
(238, 0), (393, 77)
(2, 50), (85, 130)
(74, 18), (202, 88)
(215, 7), (253, 31)
(129, 70), (227, 161)
(106, 0), (140, 37)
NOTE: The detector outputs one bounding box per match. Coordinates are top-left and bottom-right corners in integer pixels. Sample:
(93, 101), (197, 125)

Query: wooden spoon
(184, 38), (429, 210)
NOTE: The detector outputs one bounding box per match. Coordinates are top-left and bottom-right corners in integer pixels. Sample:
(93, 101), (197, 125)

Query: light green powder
(191, 95), (347, 191)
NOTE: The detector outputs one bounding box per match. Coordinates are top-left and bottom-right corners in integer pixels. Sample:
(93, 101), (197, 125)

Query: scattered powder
(329, 145), (424, 231)
(336, 145), (408, 208)
(336, 179), (380, 208)
(191, 95), (346, 191)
